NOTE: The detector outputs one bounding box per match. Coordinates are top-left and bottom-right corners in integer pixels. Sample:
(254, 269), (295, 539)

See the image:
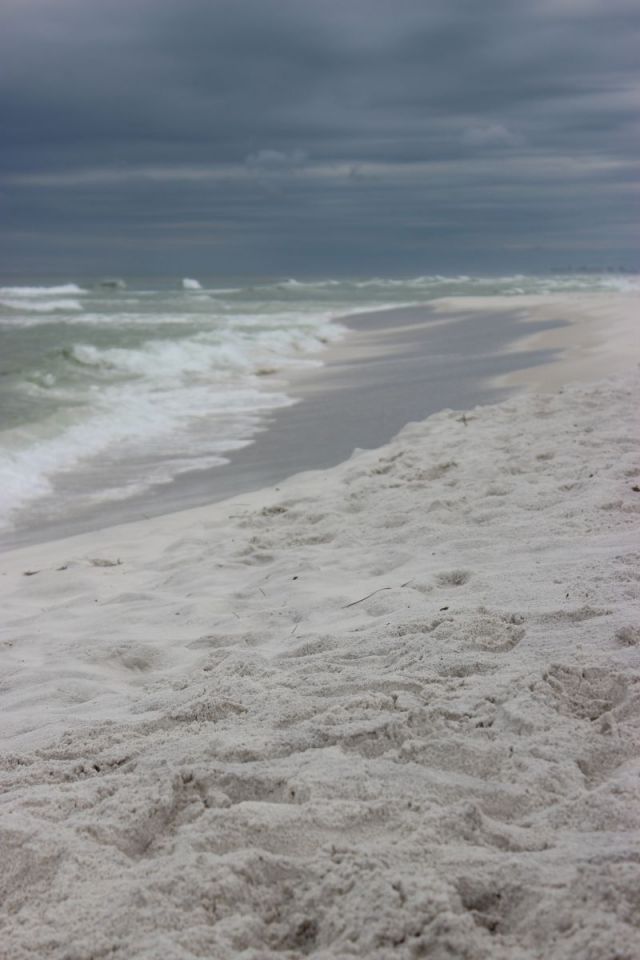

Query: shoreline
(431, 291), (639, 390)
(1, 291), (639, 956)
(3, 289), (637, 551)
(0, 295), (566, 550)
(1, 363), (639, 957)
(1, 287), (638, 737)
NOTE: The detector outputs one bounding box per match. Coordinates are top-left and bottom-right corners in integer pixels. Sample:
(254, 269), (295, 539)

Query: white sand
(434, 291), (639, 390)
(1, 294), (639, 958)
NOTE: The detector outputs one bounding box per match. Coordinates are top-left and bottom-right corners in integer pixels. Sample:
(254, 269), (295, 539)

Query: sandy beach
(1, 293), (639, 958)
(432, 292), (640, 391)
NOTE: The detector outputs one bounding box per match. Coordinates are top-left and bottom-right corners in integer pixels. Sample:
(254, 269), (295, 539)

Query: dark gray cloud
(1, 0), (638, 275)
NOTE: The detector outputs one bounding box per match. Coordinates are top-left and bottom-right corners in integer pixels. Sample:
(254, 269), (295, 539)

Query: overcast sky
(2, 0), (638, 277)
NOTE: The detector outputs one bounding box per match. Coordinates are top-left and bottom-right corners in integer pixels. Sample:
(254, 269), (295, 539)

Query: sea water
(0, 273), (635, 540)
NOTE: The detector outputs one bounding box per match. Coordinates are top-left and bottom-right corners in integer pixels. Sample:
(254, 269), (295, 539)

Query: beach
(1, 292), (639, 958)
(0, 275), (631, 548)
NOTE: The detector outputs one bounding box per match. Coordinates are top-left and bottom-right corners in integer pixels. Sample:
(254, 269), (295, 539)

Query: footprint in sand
(538, 605), (611, 624)
(436, 569), (472, 587)
(616, 625), (640, 646)
(464, 611), (525, 652)
(541, 664), (627, 720)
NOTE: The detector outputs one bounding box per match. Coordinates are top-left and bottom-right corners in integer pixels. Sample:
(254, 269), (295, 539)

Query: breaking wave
(0, 298), (346, 530)
(0, 283), (88, 296)
(0, 297), (84, 314)
(0, 270), (637, 534)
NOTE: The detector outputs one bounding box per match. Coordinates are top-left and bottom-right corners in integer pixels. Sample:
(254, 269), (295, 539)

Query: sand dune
(1, 361), (639, 957)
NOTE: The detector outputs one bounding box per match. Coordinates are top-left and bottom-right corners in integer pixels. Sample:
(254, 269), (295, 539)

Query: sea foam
(1, 270), (637, 536)
(0, 298), (84, 314)
(0, 284), (87, 296)
(0, 301), (347, 530)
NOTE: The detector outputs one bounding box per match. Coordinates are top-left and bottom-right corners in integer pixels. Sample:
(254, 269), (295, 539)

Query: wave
(252, 273), (640, 296)
(59, 318), (344, 379)
(2, 269), (637, 533)
(0, 283), (87, 296)
(265, 278), (341, 291)
(0, 311), (347, 528)
(0, 297), (84, 314)
(95, 278), (126, 290)
(182, 277), (202, 290)
(0, 310), (215, 328)
(0, 381), (295, 528)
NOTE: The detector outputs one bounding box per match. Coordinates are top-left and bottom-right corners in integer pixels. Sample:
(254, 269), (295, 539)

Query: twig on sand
(342, 579), (414, 609)
(342, 586), (393, 608)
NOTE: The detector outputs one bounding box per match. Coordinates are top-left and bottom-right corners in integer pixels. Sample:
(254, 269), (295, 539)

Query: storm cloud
(2, 0), (638, 275)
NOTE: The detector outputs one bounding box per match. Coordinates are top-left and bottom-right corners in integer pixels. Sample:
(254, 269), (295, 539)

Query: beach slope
(1, 361), (639, 957)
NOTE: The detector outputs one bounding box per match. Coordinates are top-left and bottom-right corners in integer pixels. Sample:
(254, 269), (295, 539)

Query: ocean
(0, 272), (635, 543)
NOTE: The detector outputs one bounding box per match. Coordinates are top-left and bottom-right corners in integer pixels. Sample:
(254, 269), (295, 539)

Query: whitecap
(0, 298), (84, 313)
(0, 283), (87, 296)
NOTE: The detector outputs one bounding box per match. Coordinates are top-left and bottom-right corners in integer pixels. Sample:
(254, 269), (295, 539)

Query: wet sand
(1, 302), (564, 548)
